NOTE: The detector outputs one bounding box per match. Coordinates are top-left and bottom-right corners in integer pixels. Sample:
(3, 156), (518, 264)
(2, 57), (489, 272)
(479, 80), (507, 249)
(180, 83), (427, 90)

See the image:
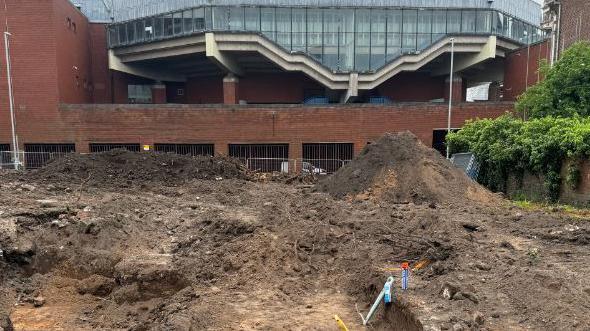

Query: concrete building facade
(0, 0), (547, 170)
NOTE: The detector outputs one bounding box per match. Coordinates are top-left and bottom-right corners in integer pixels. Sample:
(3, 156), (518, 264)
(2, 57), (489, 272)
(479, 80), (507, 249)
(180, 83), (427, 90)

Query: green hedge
(447, 115), (590, 201)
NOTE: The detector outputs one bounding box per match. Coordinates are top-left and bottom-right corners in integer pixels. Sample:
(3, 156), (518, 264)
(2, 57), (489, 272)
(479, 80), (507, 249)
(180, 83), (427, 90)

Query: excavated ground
(1, 137), (589, 331)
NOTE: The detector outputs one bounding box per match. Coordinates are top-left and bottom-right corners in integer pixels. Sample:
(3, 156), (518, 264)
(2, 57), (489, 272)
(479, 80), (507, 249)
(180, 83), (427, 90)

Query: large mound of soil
(28, 150), (250, 187)
(317, 132), (498, 205)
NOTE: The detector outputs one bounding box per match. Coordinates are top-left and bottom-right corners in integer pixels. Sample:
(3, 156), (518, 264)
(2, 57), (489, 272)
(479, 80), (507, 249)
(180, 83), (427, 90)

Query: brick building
(543, 0), (590, 63)
(0, 0), (546, 171)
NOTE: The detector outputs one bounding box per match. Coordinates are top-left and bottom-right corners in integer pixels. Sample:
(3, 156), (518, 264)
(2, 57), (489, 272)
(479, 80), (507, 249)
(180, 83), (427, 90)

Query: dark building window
(24, 144), (75, 169)
(0, 144), (10, 168)
(229, 144), (289, 173)
(154, 144), (214, 157)
(302, 143), (354, 174)
(128, 85), (152, 103)
(89, 143), (141, 153)
(432, 129), (459, 156)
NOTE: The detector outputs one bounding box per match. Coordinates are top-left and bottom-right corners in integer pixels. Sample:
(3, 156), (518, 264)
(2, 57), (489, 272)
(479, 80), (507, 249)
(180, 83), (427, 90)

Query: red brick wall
(186, 76), (223, 104)
(503, 39), (551, 101)
(0, 0), (68, 147)
(239, 73), (324, 104)
(54, 0), (92, 104)
(559, 0), (590, 52)
(89, 23), (112, 103)
(376, 72), (446, 102)
(54, 102), (512, 156)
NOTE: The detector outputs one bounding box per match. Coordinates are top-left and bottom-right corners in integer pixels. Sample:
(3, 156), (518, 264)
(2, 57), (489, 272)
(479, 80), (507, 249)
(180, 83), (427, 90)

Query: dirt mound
(317, 132), (498, 205)
(27, 150), (251, 187)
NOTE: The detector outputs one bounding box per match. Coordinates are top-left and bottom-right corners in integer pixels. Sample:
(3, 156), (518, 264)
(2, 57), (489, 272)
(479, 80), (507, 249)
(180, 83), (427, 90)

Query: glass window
(163, 14), (173, 36)
(386, 10), (402, 61)
(144, 17), (154, 40)
(245, 7), (260, 31)
(276, 8), (291, 48)
(173, 12), (182, 35)
(135, 20), (144, 42)
(339, 9), (354, 71)
(109, 26), (118, 46)
(447, 10), (461, 33)
(476, 10), (491, 33)
(154, 16), (164, 38)
(205, 7), (213, 30)
(292, 8), (306, 51)
(492, 11), (503, 35)
(462, 10), (476, 32)
(229, 7), (244, 30)
(432, 10), (446, 35)
(213, 7), (228, 30)
(370, 10), (387, 70)
(417, 10), (432, 50)
(261, 8), (275, 40)
(126, 22), (135, 44)
(128, 85), (152, 104)
(194, 8), (205, 30)
(402, 9), (417, 52)
(183, 10), (193, 33)
(307, 9), (322, 62)
(355, 9), (371, 71)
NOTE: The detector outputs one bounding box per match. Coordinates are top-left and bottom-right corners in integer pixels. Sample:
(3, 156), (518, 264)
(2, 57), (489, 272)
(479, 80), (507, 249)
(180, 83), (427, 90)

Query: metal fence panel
(89, 143), (142, 153)
(154, 143), (214, 156)
(23, 144), (76, 169)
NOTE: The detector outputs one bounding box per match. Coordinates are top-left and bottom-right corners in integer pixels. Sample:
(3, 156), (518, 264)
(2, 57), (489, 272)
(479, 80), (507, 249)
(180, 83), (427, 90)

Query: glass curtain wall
(109, 6), (545, 73)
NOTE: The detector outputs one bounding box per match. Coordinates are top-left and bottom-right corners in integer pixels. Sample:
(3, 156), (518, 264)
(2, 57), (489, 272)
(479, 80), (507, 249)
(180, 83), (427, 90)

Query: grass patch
(512, 199), (590, 220)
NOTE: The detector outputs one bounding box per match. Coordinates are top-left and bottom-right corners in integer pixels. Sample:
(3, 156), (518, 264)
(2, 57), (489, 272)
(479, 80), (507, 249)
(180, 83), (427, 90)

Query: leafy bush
(516, 41), (590, 118)
(565, 162), (582, 190)
(447, 115), (590, 201)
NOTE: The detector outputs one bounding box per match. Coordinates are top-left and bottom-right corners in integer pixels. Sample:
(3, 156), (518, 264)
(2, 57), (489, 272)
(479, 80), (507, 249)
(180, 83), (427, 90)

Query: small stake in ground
(401, 262), (410, 290)
(334, 315), (349, 331)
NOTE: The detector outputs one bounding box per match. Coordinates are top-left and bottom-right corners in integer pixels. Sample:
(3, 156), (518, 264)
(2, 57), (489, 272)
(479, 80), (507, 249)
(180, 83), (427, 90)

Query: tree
(516, 41), (590, 118)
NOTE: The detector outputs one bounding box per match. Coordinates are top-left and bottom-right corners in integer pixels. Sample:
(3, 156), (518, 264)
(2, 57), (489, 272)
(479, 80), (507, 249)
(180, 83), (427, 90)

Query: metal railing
(107, 6), (546, 72)
(0, 151), (72, 170)
(241, 157), (351, 175)
(0, 151), (352, 175)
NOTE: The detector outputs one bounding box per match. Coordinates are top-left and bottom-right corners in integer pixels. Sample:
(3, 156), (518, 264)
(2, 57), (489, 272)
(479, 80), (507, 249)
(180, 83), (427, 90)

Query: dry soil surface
(1, 136), (589, 331)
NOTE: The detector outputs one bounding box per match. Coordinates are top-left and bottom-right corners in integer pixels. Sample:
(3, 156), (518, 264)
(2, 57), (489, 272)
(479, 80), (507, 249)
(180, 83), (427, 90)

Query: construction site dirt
(1, 133), (589, 330)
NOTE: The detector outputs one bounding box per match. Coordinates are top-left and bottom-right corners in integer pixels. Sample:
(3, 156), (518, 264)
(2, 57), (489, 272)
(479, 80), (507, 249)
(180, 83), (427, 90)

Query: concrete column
(445, 76), (464, 103)
(152, 83), (167, 104)
(223, 74), (240, 105)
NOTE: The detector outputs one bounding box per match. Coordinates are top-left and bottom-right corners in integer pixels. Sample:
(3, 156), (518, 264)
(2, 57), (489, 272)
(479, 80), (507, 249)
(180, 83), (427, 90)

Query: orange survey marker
(378, 259), (431, 272)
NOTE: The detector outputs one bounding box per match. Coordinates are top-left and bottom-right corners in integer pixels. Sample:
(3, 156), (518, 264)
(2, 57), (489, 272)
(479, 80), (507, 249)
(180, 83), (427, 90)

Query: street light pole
(4, 31), (19, 169)
(446, 37), (455, 160)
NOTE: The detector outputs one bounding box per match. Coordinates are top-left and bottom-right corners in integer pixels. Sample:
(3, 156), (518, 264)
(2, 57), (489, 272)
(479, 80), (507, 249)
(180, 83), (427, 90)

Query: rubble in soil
(1, 139), (590, 330)
(22, 149), (251, 188)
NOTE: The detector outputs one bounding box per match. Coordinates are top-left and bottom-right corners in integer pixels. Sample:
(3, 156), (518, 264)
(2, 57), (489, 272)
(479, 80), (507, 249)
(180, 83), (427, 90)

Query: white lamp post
(446, 37), (455, 160)
(4, 31), (19, 169)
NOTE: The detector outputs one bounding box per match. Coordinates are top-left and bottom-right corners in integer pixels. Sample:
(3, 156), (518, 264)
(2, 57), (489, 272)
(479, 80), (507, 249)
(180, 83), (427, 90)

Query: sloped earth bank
(1, 146), (589, 330)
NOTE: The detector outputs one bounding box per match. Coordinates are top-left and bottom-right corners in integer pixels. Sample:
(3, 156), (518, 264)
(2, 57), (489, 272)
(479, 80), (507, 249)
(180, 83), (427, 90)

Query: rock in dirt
(473, 311), (485, 325)
(316, 132), (499, 205)
(441, 282), (460, 300)
(33, 296), (45, 307)
(3, 240), (36, 265)
(77, 275), (116, 297)
(114, 254), (188, 302)
(0, 315), (13, 331)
